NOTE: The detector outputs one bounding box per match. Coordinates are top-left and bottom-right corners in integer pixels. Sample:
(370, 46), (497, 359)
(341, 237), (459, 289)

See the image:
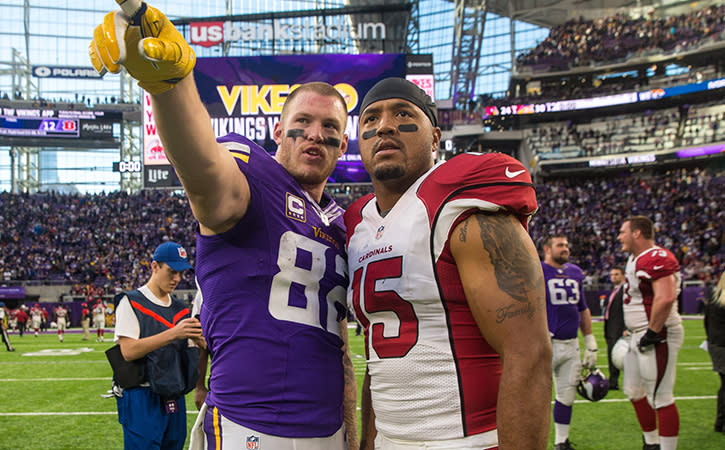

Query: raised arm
(151, 76), (250, 233)
(89, 1), (249, 233)
(450, 213), (552, 450)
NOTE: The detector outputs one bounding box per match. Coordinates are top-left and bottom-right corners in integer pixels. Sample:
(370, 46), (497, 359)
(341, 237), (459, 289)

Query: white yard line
(0, 377), (110, 381)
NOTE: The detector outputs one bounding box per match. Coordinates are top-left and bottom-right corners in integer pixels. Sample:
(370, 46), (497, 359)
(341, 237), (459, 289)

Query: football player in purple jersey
(542, 235), (598, 450)
(90, 2), (358, 449)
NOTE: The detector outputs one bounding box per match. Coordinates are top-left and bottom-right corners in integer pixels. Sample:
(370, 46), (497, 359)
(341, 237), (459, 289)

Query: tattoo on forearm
(342, 352), (359, 446)
(496, 302), (536, 324)
(475, 214), (542, 304)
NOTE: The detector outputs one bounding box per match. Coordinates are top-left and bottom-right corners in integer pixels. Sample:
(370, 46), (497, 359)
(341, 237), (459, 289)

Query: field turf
(0, 318), (722, 449)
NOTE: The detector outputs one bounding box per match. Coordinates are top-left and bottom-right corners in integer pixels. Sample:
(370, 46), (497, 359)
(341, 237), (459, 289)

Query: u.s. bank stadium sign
(190, 20), (386, 47)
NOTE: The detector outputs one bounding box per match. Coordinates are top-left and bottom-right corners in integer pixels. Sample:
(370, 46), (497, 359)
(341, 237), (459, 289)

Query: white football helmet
(611, 336), (629, 370)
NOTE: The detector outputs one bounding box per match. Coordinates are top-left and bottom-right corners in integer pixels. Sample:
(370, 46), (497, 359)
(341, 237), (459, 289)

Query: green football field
(0, 318), (722, 449)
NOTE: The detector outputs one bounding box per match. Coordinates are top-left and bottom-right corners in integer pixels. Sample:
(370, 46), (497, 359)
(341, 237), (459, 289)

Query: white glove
(583, 334), (598, 369)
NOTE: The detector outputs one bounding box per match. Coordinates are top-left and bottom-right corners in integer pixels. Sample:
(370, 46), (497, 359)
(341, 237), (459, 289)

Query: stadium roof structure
(483, 0), (655, 28)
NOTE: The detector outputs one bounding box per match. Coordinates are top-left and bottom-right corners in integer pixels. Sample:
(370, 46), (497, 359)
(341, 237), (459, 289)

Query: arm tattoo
(474, 214), (542, 304)
(458, 216), (470, 242)
(495, 302), (536, 324)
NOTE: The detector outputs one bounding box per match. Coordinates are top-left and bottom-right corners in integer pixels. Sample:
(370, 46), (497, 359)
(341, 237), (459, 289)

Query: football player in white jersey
(93, 300), (107, 342)
(54, 304), (69, 342)
(618, 216), (683, 450)
(347, 77), (551, 450)
(30, 304), (44, 337)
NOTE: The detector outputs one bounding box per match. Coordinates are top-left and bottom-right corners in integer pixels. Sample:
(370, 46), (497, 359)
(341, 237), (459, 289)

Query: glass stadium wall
(0, 0), (546, 194)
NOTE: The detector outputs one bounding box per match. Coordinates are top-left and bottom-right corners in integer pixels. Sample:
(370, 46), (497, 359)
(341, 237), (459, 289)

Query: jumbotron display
(0, 107), (120, 146)
(143, 53), (433, 188)
(0, 116), (79, 138)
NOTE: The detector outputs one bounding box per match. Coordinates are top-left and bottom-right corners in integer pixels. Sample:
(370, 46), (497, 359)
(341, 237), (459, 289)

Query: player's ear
(431, 127), (441, 154)
(338, 134), (348, 157)
(272, 121), (283, 146)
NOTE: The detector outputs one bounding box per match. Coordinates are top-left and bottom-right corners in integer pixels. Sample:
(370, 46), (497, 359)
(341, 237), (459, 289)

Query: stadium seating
(517, 5), (725, 72)
(0, 190), (197, 293)
(530, 167), (724, 287)
(0, 168), (721, 296)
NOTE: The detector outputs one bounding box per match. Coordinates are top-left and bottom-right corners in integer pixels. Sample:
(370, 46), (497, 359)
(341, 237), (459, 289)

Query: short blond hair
(280, 82), (347, 124)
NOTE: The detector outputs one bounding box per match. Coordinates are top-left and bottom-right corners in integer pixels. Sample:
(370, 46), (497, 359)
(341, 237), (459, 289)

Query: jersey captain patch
(286, 192), (306, 223)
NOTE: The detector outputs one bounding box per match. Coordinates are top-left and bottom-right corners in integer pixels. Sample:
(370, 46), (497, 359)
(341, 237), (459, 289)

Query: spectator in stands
(704, 272), (725, 435)
(0, 167), (720, 292)
(518, 5), (725, 72)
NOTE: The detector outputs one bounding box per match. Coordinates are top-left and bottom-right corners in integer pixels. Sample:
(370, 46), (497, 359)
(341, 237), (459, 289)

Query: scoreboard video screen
(0, 116), (80, 138)
(143, 53), (434, 188)
(0, 107), (120, 146)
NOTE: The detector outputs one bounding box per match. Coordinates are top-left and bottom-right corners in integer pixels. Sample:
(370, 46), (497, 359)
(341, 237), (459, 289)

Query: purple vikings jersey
(542, 262), (588, 340)
(195, 134), (348, 438)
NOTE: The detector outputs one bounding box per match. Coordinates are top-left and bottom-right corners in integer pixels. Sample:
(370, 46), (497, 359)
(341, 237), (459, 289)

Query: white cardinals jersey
(345, 152), (537, 440)
(623, 246), (681, 331)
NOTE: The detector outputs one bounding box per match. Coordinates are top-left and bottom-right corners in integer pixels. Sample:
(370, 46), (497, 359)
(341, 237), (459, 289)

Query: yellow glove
(89, 1), (195, 94)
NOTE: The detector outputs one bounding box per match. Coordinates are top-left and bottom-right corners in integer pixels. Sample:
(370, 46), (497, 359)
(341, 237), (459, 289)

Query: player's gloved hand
(638, 328), (665, 352)
(89, 1), (195, 94)
(582, 334), (598, 369)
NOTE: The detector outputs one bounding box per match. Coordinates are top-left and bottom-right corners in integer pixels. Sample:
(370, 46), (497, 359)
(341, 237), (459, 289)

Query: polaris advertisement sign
(32, 65), (102, 79)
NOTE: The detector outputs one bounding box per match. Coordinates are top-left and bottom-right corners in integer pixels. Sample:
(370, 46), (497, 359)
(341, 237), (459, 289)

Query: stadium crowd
(517, 5), (725, 72)
(530, 166), (724, 287)
(0, 167), (721, 296)
(0, 190), (196, 294)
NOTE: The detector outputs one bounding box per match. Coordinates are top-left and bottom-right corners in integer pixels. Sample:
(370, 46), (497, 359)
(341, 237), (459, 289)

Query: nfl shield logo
(246, 435), (259, 449)
(375, 225), (385, 239)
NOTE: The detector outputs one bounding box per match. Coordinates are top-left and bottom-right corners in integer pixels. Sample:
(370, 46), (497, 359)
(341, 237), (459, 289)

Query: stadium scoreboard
(0, 107), (121, 147)
(1, 116), (80, 138)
